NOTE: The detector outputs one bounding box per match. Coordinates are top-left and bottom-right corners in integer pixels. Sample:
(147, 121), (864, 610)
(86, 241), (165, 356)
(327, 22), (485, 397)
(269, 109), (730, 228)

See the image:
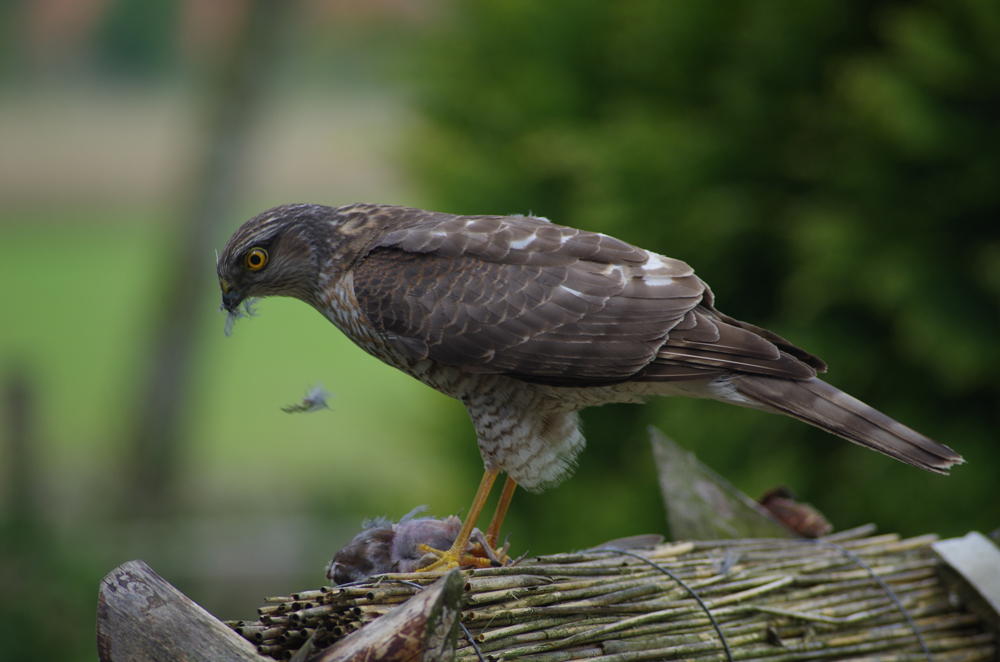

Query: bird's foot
(414, 543), (491, 571)
(414, 529), (515, 571)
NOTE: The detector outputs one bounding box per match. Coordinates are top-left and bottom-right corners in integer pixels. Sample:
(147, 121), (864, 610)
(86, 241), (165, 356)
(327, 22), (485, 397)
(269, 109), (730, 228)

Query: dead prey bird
(326, 507), (508, 584)
(218, 203), (962, 571)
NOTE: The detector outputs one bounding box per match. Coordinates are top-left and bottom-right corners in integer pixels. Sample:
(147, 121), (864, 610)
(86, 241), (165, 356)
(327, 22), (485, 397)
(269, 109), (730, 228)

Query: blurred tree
(124, 0), (295, 517)
(407, 0), (1000, 550)
(0, 370), (97, 662)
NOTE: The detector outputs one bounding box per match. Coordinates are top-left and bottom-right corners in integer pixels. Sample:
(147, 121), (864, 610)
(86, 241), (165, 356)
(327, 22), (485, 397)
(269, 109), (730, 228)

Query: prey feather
(221, 298), (259, 337)
(282, 382), (333, 414)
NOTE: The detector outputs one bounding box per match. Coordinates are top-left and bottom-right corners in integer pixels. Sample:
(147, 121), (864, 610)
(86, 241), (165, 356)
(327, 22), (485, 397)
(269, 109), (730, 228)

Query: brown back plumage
(352, 211), (823, 386)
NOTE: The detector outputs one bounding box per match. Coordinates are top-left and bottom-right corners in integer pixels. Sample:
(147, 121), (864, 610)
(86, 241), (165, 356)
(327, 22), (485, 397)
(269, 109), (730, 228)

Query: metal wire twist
(805, 538), (933, 662)
(602, 548), (735, 662)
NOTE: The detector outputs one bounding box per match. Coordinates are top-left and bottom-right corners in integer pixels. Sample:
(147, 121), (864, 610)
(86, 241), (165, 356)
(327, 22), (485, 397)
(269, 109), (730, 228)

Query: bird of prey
(218, 203), (962, 568)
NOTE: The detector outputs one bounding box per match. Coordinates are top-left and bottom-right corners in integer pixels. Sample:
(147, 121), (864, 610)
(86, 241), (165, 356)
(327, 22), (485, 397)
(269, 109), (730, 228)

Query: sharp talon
(472, 529), (512, 566)
(471, 530), (498, 564)
(498, 534), (512, 558)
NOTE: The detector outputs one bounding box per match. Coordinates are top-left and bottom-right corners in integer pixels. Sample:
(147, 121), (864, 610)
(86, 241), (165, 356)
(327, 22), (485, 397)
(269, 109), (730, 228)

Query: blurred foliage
(96, 0), (178, 77)
(0, 1), (20, 77)
(0, 520), (97, 662)
(407, 0), (1000, 551)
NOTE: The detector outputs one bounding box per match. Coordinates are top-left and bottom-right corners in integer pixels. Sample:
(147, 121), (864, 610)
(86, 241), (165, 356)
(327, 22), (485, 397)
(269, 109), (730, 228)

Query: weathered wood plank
(314, 569), (464, 662)
(650, 426), (799, 540)
(97, 559), (267, 662)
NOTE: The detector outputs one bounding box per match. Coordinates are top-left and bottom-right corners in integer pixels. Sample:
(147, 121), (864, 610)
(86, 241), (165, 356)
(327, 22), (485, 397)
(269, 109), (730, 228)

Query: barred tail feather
(731, 376), (963, 474)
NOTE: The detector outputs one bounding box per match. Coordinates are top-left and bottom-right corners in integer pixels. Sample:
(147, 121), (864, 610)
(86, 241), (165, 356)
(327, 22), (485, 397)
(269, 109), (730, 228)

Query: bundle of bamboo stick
(226, 525), (995, 662)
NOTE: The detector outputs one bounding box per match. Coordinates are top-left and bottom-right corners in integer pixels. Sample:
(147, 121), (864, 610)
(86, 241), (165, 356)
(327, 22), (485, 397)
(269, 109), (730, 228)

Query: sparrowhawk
(218, 203), (961, 567)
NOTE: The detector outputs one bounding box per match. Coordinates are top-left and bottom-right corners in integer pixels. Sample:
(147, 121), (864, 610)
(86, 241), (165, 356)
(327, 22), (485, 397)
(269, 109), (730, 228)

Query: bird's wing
(352, 214), (817, 386)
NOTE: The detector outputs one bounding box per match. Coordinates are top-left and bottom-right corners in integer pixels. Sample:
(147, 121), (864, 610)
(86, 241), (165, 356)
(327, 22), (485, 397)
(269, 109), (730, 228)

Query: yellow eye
(245, 248), (268, 271)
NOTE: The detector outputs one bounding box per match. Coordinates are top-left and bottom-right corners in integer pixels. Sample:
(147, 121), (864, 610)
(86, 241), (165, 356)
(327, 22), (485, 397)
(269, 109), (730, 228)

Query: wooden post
(314, 570), (464, 662)
(650, 426), (798, 540)
(97, 560), (267, 661)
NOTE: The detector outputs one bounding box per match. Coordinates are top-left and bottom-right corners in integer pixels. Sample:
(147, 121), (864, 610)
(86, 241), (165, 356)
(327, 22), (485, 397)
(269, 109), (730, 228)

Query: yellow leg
(418, 468), (499, 571)
(484, 476), (518, 549)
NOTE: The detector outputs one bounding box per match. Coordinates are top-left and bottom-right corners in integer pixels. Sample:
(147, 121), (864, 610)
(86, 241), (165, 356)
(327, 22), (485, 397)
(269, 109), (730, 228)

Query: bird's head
(325, 526), (396, 585)
(217, 204), (334, 314)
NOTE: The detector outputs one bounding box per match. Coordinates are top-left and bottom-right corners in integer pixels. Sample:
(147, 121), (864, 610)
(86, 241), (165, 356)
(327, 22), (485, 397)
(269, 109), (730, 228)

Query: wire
(602, 548), (734, 662)
(805, 538), (932, 662)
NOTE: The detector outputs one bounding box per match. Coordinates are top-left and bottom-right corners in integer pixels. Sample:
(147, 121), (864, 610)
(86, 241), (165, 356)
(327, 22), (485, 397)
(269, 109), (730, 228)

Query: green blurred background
(1, 0), (998, 659)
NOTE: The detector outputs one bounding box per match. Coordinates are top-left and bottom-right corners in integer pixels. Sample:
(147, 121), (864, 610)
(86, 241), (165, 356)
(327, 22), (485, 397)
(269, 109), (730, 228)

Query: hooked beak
(220, 279), (242, 312)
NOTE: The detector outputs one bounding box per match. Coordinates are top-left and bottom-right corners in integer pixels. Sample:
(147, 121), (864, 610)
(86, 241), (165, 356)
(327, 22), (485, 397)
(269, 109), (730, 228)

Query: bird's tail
(730, 375), (963, 474)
